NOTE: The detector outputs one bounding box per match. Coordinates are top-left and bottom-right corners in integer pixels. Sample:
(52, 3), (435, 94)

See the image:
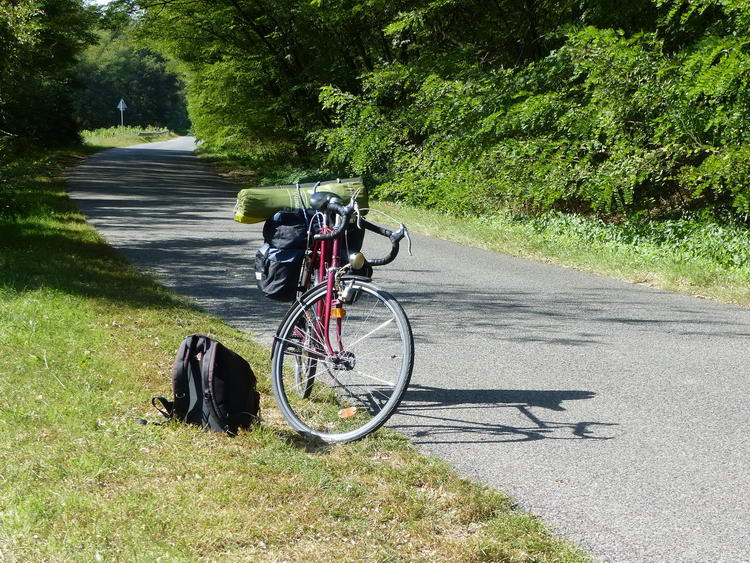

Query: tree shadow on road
(386, 278), (750, 345)
(392, 384), (619, 445)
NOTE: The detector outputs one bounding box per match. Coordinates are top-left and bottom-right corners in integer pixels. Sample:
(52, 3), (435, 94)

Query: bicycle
(270, 191), (414, 443)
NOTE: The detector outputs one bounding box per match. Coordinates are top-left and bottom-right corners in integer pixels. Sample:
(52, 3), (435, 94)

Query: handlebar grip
(312, 201), (353, 241)
(327, 200), (349, 218)
(361, 219), (392, 239)
(362, 221), (405, 266)
(367, 244), (399, 266)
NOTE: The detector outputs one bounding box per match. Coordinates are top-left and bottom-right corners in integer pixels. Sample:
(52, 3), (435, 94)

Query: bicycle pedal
(331, 307), (346, 319)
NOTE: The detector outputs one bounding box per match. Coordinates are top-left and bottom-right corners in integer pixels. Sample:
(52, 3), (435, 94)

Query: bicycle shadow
(391, 384), (618, 445)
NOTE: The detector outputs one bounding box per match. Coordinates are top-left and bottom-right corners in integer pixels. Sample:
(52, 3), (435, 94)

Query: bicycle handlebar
(312, 200), (352, 241)
(361, 219), (405, 266)
(311, 199), (406, 267)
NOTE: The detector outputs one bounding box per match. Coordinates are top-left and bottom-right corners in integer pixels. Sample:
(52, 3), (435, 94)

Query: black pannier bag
(254, 208), (370, 302)
(262, 210), (308, 248)
(255, 244), (305, 301)
(152, 335), (260, 435)
(255, 211), (308, 301)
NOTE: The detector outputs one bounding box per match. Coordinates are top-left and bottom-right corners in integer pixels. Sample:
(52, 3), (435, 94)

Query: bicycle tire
(271, 280), (413, 443)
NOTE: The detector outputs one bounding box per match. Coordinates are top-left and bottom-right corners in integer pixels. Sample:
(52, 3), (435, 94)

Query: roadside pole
(117, 98), (127, 127)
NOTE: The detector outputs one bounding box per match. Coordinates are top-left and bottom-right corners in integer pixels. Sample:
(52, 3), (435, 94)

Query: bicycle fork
(313, 236), (348, 360)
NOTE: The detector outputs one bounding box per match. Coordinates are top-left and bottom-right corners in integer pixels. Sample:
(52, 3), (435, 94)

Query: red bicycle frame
(301, 225), (345, 357)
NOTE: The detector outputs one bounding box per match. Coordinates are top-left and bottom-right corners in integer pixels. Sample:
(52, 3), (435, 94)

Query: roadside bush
(315, 8), (750, 221)
(517, 210), (750, 269)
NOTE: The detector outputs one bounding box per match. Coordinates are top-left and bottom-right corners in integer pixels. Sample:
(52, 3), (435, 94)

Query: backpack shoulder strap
(151, 396), (173, 419)
(172, 335), (198, 419)
(198, 339), (230, 434)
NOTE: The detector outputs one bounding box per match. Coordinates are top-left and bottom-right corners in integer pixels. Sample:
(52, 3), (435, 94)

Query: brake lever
(354, 200), (363, 230)
(387, 225), (412, 256)
(404, 226), (413, 257)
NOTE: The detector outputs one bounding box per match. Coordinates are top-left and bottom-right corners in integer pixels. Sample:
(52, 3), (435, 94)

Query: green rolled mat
(234, 178), (368, 224)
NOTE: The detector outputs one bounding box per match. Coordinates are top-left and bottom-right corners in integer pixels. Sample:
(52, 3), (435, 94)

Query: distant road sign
(117, 98), (127, 126)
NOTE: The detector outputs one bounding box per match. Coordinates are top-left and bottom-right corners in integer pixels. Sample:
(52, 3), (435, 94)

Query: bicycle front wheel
(271, 280), (413, 443)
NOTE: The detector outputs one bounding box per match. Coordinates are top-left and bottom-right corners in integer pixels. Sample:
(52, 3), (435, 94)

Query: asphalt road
(69, 137), (750, 562)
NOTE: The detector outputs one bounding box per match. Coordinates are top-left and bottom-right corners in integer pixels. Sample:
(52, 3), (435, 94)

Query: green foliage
(81, 125), (166, 138)
(73, 29), (189, 132)
(519, 210), (750, 269)
(0, 0), (97, 151)
(317, 13), (750, 219)
(81, 125), (174, 148)
(134, 0), (408, 165)
(133, 0), (750, 225)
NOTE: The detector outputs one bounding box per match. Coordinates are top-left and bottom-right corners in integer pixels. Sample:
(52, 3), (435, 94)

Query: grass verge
(0, 151), (588, 561)
(371, 202), (750, 307)
(81, 126), (176, 149)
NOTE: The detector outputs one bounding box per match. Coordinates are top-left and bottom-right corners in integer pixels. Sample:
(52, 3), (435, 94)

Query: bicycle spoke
(350, 368), (396, 387)
(343, 297), (384, 346)
(303, 314), (328, 351)
(283, 351), (336, 376)
(349, 342), (403, 360)
(347, 318), (394, 349)
(276, 336), (322, 358)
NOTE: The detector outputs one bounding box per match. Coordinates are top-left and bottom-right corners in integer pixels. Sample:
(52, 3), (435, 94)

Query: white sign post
(117, 98), (127, 127)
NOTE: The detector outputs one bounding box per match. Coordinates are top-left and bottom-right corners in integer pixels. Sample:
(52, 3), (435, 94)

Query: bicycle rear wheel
(271, 279), (413, 443)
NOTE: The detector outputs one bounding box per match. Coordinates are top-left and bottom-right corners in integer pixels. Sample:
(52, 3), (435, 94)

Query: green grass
(81, 126), (176, 149)
(371, 202), (750, 307)
(0, 151), (588, 561)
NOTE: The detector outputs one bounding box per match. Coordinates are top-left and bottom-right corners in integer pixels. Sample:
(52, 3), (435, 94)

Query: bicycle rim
(272, 280), (413, 443)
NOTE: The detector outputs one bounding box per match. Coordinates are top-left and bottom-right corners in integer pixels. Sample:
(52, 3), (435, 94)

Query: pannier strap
(151, 396), (173, 419)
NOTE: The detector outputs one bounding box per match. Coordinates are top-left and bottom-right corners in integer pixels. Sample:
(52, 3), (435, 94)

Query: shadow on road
(389, 282), (750, 344)
(394, 384), (618, 444)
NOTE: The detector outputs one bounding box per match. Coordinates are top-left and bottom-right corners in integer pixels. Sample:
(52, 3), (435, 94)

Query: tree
(122, 0), (750, 218)
(0, 0), (97, 150)
(130, 0), (410, 159)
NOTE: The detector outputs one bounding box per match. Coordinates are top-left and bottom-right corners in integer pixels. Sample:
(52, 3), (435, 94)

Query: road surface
(69, 137), (750, 562)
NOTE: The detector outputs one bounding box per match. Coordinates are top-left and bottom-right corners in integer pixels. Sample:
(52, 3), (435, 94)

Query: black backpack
(152, 335), (260, 435)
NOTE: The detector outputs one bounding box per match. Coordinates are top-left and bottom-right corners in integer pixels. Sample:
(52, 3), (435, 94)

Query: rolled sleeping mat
(234, 178), (368, 224)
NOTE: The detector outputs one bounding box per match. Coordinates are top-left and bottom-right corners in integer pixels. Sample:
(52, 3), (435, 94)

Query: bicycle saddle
(309, 191), (343, 211)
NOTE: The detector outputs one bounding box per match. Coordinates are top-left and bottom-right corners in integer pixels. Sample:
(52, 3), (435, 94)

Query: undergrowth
(514, 211), (750, 271)
(81, 126), (174, 148)
(373, 200), (750, 306)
